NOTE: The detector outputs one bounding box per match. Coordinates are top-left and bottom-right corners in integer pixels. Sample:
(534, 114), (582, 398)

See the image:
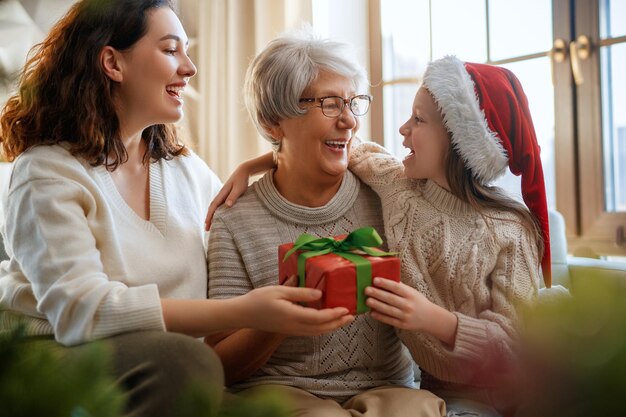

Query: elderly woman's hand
(205, 152), (275, 230)
(234, 285), (354, 336)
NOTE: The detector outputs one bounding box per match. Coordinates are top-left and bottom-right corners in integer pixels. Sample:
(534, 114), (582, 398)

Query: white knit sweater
(208, 170), (414, 402)
(0, 144), (221, 346)
(350, 142), (540, 398)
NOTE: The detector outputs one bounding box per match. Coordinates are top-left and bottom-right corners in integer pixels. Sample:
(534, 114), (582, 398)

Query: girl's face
(399, 87), (451, 189)
(113, 7), (196, 133)
(272, 70), (360, 183)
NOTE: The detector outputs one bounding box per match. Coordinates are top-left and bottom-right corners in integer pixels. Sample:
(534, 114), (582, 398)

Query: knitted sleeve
(349, 142), (422, 252)
(4, 176), (164, 346)
(455, 224), (540, 365)
(349, 142), (416, 203)
(417, 223), (541, 385)
(207, 213), (253, 299)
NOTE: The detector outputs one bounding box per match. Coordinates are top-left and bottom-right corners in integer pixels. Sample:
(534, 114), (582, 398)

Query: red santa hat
(422, 56), (551, 288)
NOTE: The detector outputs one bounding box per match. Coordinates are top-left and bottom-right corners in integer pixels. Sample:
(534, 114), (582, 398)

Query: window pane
(383, 83), (419, 157)
(431, 0), (487, 61)
(494, 58), (556, 210)
(600, 0), (626, 38)
(381, 0), (430, 80)
(488, 0), (552, 61)
(601, 43), (626, 212)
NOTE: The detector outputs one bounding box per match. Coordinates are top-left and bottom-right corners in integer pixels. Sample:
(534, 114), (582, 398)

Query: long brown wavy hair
(446, 146), (545, 259)
(0, 0), (187, 170)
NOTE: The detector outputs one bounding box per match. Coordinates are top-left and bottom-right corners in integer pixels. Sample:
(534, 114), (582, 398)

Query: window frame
(559, 0), (626, 256)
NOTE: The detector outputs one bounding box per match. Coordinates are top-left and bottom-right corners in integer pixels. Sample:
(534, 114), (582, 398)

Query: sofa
(0, 233), (6, 262)
(548, 210), (626, 291)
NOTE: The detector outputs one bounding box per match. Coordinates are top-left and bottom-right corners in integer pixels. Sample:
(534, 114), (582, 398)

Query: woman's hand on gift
(205, 152), (275, 230)
(365, 277), (458, 346)
(234, 285), (354, 336)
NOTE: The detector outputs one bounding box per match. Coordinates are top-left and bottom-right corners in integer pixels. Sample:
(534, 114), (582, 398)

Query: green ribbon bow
(283, 227), (396, 313)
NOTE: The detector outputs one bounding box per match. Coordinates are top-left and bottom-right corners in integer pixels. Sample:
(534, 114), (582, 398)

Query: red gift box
(278, 230), (400, 315)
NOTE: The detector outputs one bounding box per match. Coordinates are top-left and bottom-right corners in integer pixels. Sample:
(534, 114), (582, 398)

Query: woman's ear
(263, 124), (284, 141)
(100, 46), (123, 82)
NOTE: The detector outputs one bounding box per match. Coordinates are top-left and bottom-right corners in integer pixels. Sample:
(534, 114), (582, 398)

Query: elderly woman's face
(273, 70), (360, 180)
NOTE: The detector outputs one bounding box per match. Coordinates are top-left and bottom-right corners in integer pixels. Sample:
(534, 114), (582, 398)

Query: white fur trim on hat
(422, 56), (508, 183)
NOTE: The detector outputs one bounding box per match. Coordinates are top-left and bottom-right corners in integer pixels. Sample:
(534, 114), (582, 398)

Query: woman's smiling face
(112, 7), (197, 131)
(271, 70), (361, 183)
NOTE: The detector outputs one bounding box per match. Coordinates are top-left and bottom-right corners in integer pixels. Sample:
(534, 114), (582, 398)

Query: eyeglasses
(299, 95), (372, 118)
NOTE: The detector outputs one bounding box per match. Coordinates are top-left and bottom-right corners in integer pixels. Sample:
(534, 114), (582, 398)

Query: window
(376, 0), (555, 209)
(315, 0), (626, 257)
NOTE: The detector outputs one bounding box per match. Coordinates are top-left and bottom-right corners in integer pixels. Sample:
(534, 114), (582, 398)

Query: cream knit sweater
(208, 170), (414, 402)
(350, 142), (540, 398)
(0, 144), (221, 346)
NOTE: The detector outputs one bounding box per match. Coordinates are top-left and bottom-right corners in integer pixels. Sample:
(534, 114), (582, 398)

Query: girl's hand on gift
(364, 278), (429, 331)
(236, 285), (354, 336)
(205, 152), (275, 230)
(365, 277), (458, 345)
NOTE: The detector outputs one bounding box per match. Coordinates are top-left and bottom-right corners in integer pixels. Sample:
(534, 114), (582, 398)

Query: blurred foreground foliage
(0, 318), (289, 417)
(0, 324), (125, 417)
(517, 274), (626, 417)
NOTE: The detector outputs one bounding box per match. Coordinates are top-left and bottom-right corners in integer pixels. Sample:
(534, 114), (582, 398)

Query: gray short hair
(243, 27), (369, 145)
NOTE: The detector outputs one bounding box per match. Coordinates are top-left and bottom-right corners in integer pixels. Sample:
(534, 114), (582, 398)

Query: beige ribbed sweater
(208, 170), (414, 402)
(350, 142), (540, 401)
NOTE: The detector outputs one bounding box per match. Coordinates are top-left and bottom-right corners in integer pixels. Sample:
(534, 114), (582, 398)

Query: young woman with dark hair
(0, 2), (352, 415)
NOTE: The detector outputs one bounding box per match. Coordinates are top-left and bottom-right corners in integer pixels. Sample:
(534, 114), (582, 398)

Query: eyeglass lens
(321, 96), (370, 117)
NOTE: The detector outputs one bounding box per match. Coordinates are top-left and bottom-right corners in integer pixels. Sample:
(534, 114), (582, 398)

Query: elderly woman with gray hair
(205, 29), (445, 417)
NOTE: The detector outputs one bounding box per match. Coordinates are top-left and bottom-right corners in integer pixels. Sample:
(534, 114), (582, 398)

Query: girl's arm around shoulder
(172, 147), (223, 211)
(205, 152), (274, 230)
(349, 141), (417, 201)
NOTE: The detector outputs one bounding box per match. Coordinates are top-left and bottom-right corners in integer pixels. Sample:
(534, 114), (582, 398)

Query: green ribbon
(283, 227), (396, 313)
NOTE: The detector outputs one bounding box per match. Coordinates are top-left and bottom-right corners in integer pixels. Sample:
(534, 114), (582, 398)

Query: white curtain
(0, 0), (314, 181)
(187, 0), (313, 181)
(0, 0), (81, 104)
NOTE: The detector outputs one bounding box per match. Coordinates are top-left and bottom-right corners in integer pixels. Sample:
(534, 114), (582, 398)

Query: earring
(272, 140), (281, 165)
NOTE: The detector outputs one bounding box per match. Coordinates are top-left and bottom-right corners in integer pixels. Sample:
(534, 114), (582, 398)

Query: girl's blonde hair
(445, 146), (545, 258)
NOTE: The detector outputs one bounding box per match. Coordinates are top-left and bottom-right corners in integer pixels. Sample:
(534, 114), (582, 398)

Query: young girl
(208, 55), (550, 417)
(351, 56), (550, 417)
